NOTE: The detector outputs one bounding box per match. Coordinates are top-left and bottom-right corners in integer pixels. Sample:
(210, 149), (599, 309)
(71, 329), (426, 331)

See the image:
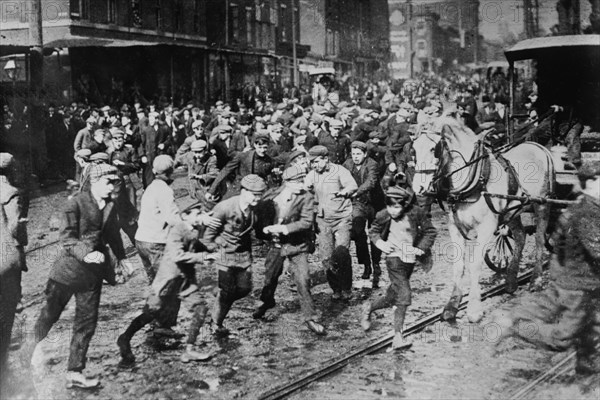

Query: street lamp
(4, 58), (21, 116)
(4, 58), (20, 81)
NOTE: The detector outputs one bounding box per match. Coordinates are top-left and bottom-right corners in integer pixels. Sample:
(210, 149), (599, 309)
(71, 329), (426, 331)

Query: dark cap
(385, 185), (415, 202)
(308, 145), (329, 161)
(89, 152), (109, 163)
(214, 124), (233, 135)
(254, 133), (270, 145)
(351, 141), (367, 152)
(241, 174), (267, 193)
(283, 165), (307, 182)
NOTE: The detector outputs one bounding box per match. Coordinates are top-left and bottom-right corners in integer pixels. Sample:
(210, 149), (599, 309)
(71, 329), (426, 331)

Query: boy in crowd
(202, 175), (267, 335)
(361, 186), (436, 350)
(117, 204), (221, 366)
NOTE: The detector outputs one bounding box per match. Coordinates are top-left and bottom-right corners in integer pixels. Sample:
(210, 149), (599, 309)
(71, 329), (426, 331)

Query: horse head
(411, 131), (441, 196)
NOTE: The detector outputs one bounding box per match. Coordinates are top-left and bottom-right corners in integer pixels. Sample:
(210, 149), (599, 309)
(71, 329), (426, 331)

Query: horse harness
(434, 136), (531, 240)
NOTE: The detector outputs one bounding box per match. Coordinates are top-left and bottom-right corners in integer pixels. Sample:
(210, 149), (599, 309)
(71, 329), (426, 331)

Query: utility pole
(473, 1), (479, 64)
(408, 0), (413, 79)
(29, 0), (44, 175)
(291, 1), (298, 86)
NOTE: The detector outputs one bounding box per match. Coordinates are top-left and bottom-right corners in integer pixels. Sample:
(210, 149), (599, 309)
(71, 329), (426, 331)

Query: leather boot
(361, 264), (372, 280)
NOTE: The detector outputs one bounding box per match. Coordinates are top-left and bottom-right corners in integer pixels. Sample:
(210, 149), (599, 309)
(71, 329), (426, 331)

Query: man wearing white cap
(178, 139), (219, 207)
(175, 119), (206, 164)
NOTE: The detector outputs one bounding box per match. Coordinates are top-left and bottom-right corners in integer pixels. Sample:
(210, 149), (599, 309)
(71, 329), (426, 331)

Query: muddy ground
(4, 173), (599, 399)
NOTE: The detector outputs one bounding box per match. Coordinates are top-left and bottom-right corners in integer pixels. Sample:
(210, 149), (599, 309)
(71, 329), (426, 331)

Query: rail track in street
(259, 271), (534, 400)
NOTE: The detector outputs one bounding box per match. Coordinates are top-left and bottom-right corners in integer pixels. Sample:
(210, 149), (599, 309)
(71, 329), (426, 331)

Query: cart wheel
(484, 230), (517, 273)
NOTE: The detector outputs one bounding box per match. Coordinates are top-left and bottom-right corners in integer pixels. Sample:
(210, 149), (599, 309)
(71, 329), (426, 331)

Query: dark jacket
(255, 186), (316, 257)
(108, 146), (140, 182)
(202, 196), (255, 268)
(351, 121), (375, 142)
(369, 204), (437, 260)
(208, 150), (274, 197)
(49, 189), (125, 291)
(549, 194), (600, 291)
(318, 131), (352, 164)
(342, 157), (379, 217)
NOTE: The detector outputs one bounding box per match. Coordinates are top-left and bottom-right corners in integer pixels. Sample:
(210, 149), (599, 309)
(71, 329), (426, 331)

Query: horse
(412, 114), (555, 323)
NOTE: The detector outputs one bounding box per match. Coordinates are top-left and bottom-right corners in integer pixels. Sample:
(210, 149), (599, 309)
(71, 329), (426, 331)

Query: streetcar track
(258, 270), (534, 400)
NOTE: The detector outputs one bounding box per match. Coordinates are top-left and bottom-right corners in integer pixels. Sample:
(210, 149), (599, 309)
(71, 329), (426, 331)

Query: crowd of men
(0, 74), (596, 393)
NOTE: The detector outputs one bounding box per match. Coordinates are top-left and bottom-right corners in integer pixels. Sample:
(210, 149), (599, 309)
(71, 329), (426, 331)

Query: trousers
(260, 248), (318, 321)
(214, 267), (253, 326)
(136, 241), (165, 283)
(317, 216), (353, 292)
(33, 279), (102, 372)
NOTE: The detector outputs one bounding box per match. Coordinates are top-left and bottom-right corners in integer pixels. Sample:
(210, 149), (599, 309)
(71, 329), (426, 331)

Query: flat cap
(75, 149), (92, 159)
(241, 174), (267, 193)
(89, 152), (109, 163)
(385, 185), (415, 202)
(276, 102), (287, 111)
(191, 119), (204, 129)
(254, 133), (270, 144)
(328, 118), (343, 128)
(213, 124), (233, 135)
(293, 135), (307, 147)
(215, 100), (224, 106)
(101, 105), (111, 112)
(308, 145), (329, 160)
(88, 163), (119, 183)
(351, 141), (367, 152)
(86, 116), (96, 124)
(288, 150), (306, 163)
(397, 108), (411, 118)
(310, 113), (324, 125)
(153, 155), (175, 174)
(283, 165), (307, 182)
(578, 160), (600, 181)
(111, 130), (124, 139)
(191, 139), (208, 151)
(0, 152), (14, 170)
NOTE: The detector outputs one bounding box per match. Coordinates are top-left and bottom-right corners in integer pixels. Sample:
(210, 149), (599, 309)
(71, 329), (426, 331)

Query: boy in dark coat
(361, 185), (436, 350)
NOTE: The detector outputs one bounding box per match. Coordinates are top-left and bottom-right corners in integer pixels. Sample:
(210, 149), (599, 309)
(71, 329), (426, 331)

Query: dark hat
(254, 133), (270, 145)
(241, 174), (267, 193)
(0, 152), (14, 171)
(288, 150), (306, 163)
(385, 185), (415, 202)
(351, 141), (367, 152)
(389, 103), (400, 113)
(283, 165), (307, 182)
(578, 160), (600, 181)
(239, 114), (253, 125)
(308, 145), (329, 160)
(89, 152), (109, 163)
(87, 163), (119, 183)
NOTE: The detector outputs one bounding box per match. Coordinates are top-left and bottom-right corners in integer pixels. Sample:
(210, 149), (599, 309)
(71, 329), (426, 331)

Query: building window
(327, 29), (334, 55)
(155, 0), (162, 30)
(246, 8), (253, 45)
(71, 0), (80, 18)
(194, 0), (202, 33)
(279, 4), (287, 42)
(131, 0), (142, 28)
(231, 4), (240, 41)
(108, 0), (117, 24)
(263, 23), (271, 49)
(80, 0), (90, 19)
